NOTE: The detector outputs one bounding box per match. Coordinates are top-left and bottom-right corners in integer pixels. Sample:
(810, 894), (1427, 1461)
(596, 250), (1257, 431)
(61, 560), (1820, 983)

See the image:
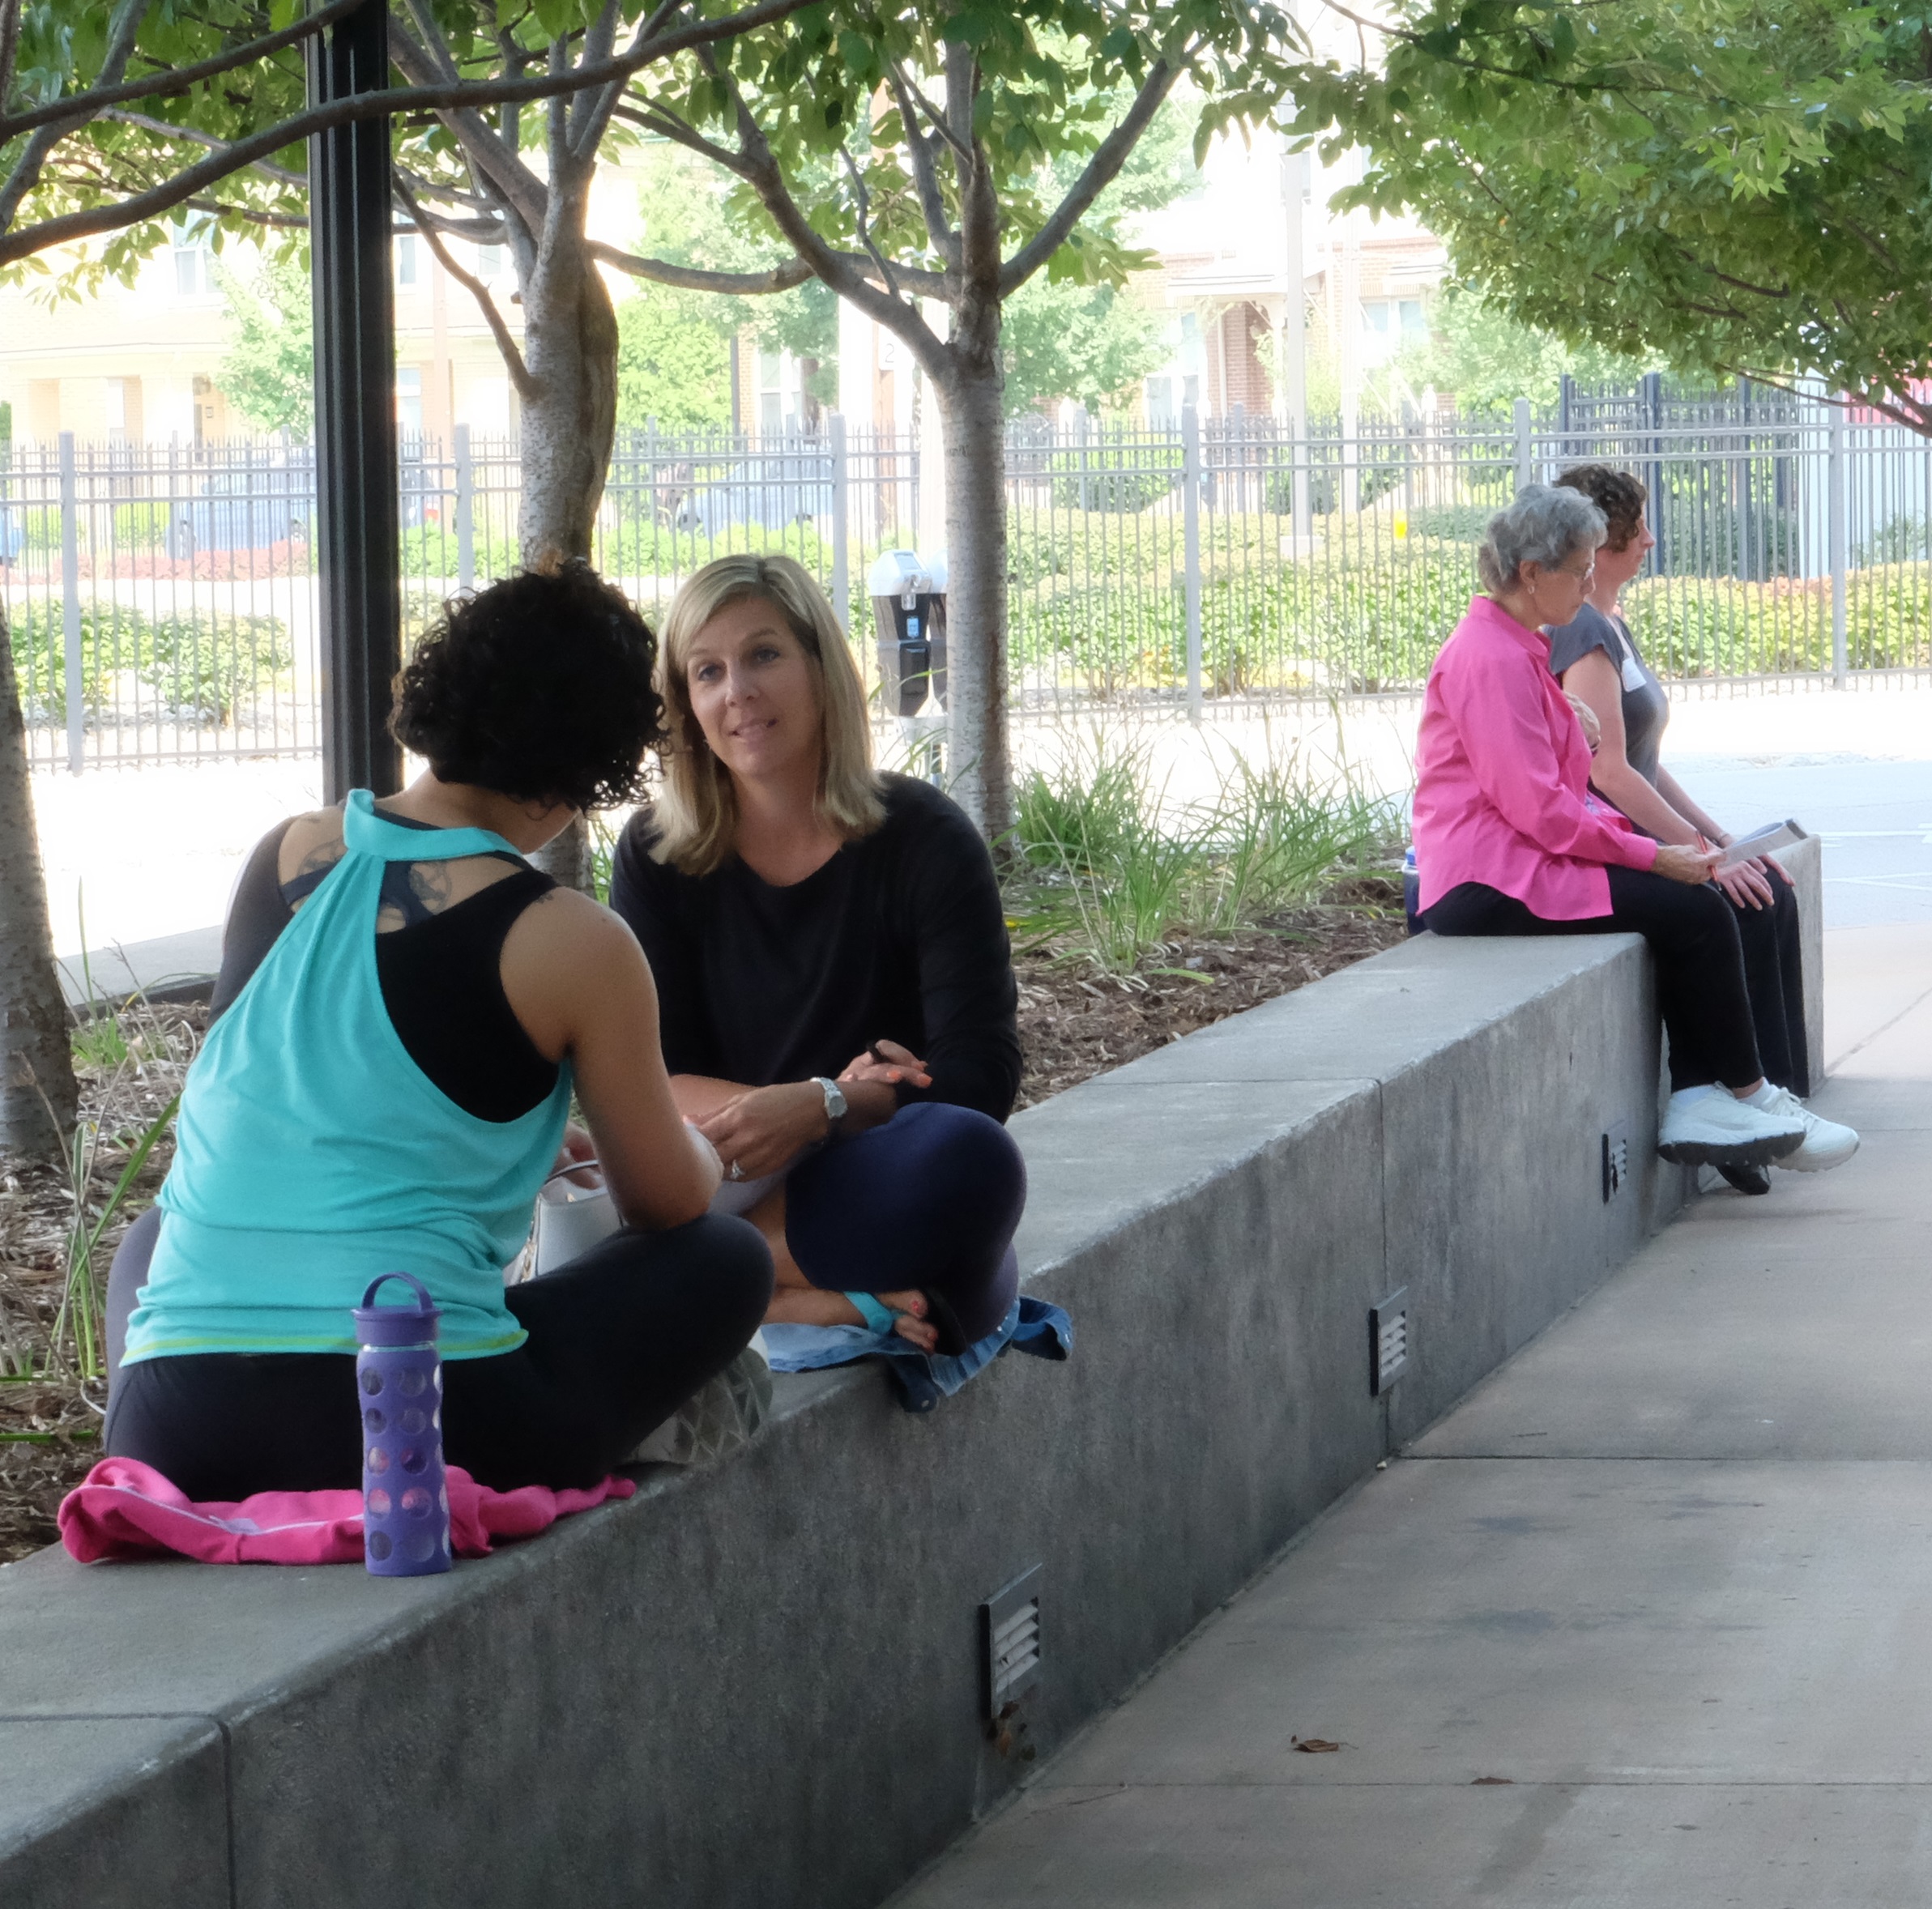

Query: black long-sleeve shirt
(608, 774), (1021, 1123)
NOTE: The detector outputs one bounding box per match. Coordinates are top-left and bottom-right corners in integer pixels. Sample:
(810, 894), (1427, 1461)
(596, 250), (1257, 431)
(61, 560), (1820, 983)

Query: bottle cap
(352, 1271), (441, 1347)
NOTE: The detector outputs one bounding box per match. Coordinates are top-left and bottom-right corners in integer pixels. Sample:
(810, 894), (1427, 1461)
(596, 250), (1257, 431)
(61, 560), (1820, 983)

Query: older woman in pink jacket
(1414, 484), (1855, 1172)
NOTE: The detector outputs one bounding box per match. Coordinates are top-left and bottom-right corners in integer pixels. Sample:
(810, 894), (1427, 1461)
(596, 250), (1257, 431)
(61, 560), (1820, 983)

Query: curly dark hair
(1554, 463), (1649, 552)
(390, 562), (666, 811)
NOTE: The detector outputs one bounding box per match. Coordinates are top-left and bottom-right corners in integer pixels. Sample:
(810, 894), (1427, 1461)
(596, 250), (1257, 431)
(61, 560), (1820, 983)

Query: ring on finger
(727, 1160), (744, 1182)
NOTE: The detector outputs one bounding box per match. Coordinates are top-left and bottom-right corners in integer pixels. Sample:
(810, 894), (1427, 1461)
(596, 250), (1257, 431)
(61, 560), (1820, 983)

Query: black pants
(1734, 873), (1809, 1097)
(103, 1207), (774, 1500)
(785, 1102), (1026, 1346)
(1423, 867), (1765, 1093)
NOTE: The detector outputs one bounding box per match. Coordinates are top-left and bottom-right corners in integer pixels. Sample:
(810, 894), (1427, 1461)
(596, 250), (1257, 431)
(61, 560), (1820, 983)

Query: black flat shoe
(1716, 1161), (1771, 1195)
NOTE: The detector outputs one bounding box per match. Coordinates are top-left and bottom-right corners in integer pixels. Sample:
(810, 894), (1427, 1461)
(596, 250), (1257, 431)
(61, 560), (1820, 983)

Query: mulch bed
(0, 879), (1405, 1565)
(1013, 878), (1408, 1108)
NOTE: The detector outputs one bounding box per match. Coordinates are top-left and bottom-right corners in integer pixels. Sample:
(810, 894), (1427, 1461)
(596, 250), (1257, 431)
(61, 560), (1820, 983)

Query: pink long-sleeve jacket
(1413, 595), (1659, 919)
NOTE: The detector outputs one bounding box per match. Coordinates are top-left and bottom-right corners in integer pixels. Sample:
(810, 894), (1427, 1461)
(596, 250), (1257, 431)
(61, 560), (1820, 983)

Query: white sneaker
(1754, 1086), (1861, 1174)
(1657, 1089), (1806, 1167)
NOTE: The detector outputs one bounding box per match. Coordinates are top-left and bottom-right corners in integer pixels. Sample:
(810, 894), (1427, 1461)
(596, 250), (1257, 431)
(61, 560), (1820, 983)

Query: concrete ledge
(0, 838), (1820, 1908)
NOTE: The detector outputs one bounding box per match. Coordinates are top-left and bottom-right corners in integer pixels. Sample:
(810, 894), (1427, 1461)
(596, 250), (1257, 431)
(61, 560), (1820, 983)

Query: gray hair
(1477, 484), (1606, 594)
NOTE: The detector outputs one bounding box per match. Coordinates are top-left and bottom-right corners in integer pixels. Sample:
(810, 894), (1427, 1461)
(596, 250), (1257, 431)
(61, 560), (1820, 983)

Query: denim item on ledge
(761, 1295), (1073, 1414)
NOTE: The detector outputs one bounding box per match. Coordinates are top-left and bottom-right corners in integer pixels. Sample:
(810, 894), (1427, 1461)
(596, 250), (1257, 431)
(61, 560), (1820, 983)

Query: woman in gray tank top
(1546, 465), (1823, 1189)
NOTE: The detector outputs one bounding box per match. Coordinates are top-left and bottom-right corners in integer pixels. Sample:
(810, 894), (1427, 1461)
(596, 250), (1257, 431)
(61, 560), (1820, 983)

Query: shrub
(6, 599), (294, 723)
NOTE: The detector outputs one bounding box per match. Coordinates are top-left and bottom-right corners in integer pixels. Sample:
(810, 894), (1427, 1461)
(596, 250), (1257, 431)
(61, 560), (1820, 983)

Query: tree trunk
(516, 228), (620, 567)
(514, 211), (619, 893)
(0, 605), (78, 1160)
(937, 358), (1014, 841)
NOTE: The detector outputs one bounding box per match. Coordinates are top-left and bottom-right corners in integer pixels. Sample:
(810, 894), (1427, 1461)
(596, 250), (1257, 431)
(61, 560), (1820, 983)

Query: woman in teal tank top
(103, 565), (772, 1498)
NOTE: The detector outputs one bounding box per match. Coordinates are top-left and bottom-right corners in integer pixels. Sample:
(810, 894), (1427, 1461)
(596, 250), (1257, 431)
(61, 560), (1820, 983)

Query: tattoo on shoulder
(284, 816), (345, 914)
(407, 861), (454, 914)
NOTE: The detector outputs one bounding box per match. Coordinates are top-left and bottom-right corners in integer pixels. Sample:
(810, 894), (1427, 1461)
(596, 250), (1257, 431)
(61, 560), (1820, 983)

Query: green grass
(1004, 728), (1405, 973)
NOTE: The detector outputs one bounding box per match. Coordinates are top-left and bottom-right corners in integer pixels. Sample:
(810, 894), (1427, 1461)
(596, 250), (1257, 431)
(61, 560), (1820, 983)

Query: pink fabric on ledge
(58, 1456), (634, 1566)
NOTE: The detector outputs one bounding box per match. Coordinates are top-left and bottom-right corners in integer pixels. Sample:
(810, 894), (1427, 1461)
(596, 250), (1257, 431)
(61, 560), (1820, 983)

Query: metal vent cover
(982, 1566), (1043, 1718)
(1369, 1288), (1409, 1397)
(1601, 1121), (1631, 1203)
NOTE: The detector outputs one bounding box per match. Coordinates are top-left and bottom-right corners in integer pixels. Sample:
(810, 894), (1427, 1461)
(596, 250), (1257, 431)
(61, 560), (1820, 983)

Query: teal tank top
(123, 791), (573, 1364)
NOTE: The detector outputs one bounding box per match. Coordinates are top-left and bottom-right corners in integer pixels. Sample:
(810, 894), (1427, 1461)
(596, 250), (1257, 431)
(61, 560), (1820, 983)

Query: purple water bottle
(353, 1272), (451, 1578)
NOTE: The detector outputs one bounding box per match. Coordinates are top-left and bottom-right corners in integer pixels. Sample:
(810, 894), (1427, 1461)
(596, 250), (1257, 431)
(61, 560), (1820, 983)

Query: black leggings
(1424, 867), (1764, 1093)
(783, 1102), (1027, 1346)
(103, 1206), (774, 1500)
(1734, 873), (1809, 1097)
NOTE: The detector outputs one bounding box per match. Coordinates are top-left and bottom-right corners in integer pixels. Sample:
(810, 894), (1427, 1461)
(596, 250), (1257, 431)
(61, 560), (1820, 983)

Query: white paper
(1717, 820), (1806, 870)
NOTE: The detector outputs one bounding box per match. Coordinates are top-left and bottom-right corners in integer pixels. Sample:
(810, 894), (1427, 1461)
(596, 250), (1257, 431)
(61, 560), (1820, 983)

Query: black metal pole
(309, 0), (401, 801)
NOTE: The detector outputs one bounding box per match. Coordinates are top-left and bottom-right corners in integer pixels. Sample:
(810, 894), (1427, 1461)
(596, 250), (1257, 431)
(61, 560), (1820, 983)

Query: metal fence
(5, 388), (1929, 772)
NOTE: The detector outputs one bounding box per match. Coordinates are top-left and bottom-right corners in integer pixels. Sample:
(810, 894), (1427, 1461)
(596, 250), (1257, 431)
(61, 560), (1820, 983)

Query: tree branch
(699, 49), (949, 376)
(0, 0), (365, 142)
(392, 164), (495, 213)
(98, 107), (306, 186)
(0, 0), (25, 125)
(888, 58), (971, 163)
(388, 10), (548, 232)
(395, 173), (536, 399)
(612, 100), (753, 177)
(0, 0), (147, 235)
(566, 0), (621, 158)
(587, 239), (813, 293)
(397, 187), (506, 244)
(1, 0), (830, 262)
(885, 60), (960, 270)
(574, 0), (686, 162)
(840, 144), (902, 300)
(999, 49), (1189, 295)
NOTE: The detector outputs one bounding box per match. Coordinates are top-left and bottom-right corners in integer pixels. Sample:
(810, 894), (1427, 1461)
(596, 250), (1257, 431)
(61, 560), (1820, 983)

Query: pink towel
(58, 1456), (635, 1566)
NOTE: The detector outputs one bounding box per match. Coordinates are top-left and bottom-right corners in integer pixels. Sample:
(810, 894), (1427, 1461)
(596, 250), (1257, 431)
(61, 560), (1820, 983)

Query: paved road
(892, 931), (1932, 1908)
(1676, 753), (1932, 929)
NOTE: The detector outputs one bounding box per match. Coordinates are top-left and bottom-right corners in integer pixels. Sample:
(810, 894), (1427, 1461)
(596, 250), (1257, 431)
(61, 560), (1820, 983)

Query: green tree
(630, 2), (1307, 834)
(615, 140), (833, 422)
(217, 252), (313, 435)
(1001, 277), (1164, 416)
(1287, 0), (1932, 433)
(0, 0), (816, 1153)
(615, 285), (731, 428)
(1397, 284), (1657, 420)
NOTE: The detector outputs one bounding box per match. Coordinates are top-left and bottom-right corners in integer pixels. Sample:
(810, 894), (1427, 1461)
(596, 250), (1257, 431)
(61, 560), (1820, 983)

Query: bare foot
(762, 1286), (938, 1353)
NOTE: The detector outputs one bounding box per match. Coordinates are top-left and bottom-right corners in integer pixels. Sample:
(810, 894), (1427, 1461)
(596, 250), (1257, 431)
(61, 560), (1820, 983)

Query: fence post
(58, 431), (83, 776)
(1182, 403), (1203, 723)
(829, 411), (850, 634)
(1828, 406), (1848, 686)
(454, 424), (474, 591)
(1513, 397), (1533, 494)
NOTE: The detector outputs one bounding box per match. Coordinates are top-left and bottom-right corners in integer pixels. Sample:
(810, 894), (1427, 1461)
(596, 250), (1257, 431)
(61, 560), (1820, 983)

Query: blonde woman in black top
(610, 554), (1026, 1357)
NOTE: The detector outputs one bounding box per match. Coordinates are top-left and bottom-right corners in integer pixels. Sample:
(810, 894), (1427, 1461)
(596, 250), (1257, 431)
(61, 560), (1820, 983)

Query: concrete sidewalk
(894, 929), (1932, 1907)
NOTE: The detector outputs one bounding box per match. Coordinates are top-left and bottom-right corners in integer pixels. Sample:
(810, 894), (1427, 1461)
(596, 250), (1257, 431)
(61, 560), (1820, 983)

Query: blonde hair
(652, 553), (884, 876)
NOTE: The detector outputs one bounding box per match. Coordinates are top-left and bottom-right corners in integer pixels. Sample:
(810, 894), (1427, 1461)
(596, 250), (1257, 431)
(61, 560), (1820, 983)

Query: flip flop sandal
(842, 1289), (966, 1356)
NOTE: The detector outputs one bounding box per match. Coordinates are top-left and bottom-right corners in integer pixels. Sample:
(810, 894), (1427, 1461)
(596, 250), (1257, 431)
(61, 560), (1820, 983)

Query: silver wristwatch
(812, 1076), (848, 1135)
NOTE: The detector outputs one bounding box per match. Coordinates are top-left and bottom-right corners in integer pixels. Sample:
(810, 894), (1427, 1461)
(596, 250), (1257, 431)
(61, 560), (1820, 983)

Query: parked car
(168, 466), (314, 558)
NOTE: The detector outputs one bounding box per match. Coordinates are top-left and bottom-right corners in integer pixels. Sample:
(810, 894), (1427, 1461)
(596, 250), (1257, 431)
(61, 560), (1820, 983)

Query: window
(396, 366), (422, 437)
(172, 223), (211, 296)
(1145, 376), (1174, 425)
(396, 233), (418, 288)
(1399, 300), (1426, 336)
(476, 243), (501, 281)
(1362, 301), (1391, 334)
(104, 379), (126, 437)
